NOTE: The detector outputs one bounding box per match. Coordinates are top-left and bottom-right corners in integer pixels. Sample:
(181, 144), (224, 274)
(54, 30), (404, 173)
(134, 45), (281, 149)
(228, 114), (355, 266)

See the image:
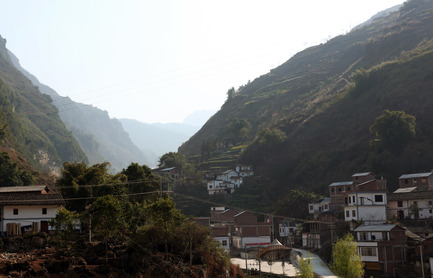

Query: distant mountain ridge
(7, 50), (149, 172)
(0, 35), (87, 174)
(119, 119), (199, 167)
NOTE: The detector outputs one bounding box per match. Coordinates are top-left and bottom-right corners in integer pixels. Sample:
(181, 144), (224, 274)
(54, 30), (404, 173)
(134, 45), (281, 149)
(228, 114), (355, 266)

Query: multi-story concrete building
(355, 224), (407, 276)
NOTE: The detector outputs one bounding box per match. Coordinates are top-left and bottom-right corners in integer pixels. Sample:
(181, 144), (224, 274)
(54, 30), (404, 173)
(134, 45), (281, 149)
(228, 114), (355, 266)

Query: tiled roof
(0, 186), (65, 206)
(388, 190), (433, 201)
(399, 172), (433, 179)
(352, 172), (371, 177)
(329, 181), (353, 187)
(393, 187), (417, 193)
(0, 185), (46, 193)
(161, 167), (177, 171)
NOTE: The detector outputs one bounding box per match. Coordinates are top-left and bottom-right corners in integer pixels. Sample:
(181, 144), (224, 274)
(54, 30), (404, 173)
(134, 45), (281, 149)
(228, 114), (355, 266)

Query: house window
(360, 247), (377, 257)
(13, 208), (18, 215)
(42, 208), (47, 215)
(345, 197), (349, 205)
(430, 209), (432, 214)
(422, 178), (427, 183)
(352, 210), (356, 217)
(209, 185), (212, 188)
(331, 188), (335, 193)
(347, 186), (351, 191)
(382, 232), (388, 241)
(398, 200), (403, 207)
(346, 210), (350, 218)
(374, 195), (383, 202)
(404, 179), (409, 184)
(429, 201), (432, 206)
(310, 205), (313, 211)
(222, 240), (228, 246)
(352, 196), (355, 203)
(338, 187), (342, 192)
(324, 204), (328, 210)
(360, 232), (368, 240)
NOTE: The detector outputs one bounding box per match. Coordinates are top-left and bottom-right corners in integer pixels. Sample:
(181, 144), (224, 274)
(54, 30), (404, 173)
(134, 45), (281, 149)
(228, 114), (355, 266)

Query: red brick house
(232, 211), (272, 249)
(399, 172), (433, 190)
(355, 224), (407, 276)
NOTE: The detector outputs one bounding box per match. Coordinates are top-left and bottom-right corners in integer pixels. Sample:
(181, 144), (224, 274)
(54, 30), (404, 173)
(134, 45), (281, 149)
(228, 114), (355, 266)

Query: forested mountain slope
(0, 35), (87, 174)
(179, 0), (433, 197)
(8, 49), (149, 172)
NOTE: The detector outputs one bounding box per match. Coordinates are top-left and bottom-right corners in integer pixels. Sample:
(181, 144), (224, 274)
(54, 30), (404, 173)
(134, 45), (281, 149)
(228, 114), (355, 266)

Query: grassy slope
(177, 1), (433, 212)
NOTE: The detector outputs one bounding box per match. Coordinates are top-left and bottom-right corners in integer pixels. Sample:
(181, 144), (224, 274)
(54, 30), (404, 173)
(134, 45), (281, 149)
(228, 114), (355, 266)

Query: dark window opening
(374, 195), (383, 202)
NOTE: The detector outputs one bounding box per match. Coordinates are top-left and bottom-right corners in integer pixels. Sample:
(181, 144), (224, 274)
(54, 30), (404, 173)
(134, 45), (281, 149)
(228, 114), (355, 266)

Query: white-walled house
(217, 170), (239, 183)
(235, 165), (253, 177)
(0, 186), (65, 236)
(207, 167), (253, 195)
(344, 191), (387, 224)
(207, 180), (239, 195)
(207, 180), (224, 195)
(308, 198), (331, 216)
(388, 188), (433, 220)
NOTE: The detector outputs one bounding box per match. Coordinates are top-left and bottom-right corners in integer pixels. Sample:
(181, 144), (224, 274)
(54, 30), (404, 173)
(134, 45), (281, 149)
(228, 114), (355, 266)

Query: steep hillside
(119, 119), (199, 167)
(179, 0), (433, 198)
(8, 51), (149, 172)
(0, 35), (87, 174)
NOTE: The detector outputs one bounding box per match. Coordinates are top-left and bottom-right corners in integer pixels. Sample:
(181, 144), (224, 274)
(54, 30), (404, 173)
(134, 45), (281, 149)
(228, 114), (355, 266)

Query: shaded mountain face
(0, 35), (87, 174)
(179, 0), (433, 195)
(8, 50), (149, 172)
(119, 119), (199, 168)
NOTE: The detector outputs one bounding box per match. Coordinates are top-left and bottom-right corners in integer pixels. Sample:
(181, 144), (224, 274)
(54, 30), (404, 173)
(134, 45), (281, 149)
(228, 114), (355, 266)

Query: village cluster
(200, 169), (433, 277)
(2, 166), (433, 276)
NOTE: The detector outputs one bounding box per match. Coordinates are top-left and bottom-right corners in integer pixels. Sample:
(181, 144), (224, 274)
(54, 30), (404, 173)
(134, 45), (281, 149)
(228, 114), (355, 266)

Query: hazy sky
(1, 0), (406, 123)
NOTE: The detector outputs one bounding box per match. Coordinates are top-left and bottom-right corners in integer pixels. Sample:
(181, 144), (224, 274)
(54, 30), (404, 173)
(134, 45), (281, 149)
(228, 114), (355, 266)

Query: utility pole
(420, 242), (425, 278)
(89, 214), (92, 243)
(258, 246), (262, 278)
(244, 245), (249, 277)
(189, 237), (193, 266)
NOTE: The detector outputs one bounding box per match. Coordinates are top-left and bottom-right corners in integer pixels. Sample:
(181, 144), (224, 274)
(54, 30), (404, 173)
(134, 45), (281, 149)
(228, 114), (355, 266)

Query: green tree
(57, 162), (127, 212)
(331, 233), (364, 278)
(87, 195), (126, 240)
(227, 118), (251, 142)
(146, 197), (185, 254)
(296, 256), (314, 278)
(49, 207), (78, 248)
(226, 87), (236, 100)
(369, 110), (416, 152)
(0, 152), (33, 186)
(274, 190), (317, 219)
(258, 128), (287, 147)
(158, 152), (187, 171)
(121, 162), (159, 201)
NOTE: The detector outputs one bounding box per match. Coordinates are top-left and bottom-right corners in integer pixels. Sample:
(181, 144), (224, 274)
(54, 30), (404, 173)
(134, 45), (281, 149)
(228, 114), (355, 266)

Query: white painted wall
(214, 236), (230, 250)
(1, 205), (59, 232)
(232, 236), (270, 249)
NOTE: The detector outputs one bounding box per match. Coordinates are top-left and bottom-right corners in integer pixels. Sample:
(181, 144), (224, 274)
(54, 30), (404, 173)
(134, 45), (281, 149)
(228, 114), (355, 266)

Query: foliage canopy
(331, 233), (364, 278)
